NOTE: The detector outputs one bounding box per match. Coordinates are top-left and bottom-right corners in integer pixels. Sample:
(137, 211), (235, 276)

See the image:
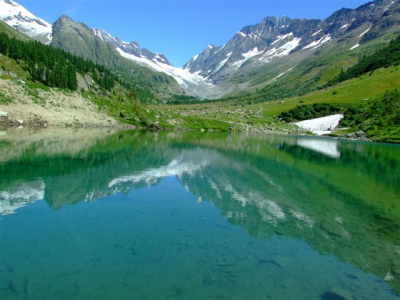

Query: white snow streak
(350, 44), (360, 50)
(359, 26), (372, 38)
(312, 29), (322, 37)
(304, 35), (331, 50)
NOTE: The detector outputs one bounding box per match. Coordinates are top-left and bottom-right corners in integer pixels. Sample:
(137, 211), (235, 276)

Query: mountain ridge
(0, 0), (399, 99)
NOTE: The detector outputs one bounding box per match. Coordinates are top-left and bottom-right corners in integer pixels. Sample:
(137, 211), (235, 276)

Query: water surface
(1, 129), (399, 299)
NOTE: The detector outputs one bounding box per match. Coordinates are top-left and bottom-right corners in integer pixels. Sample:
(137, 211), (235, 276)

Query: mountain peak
(0, 0), (52, 44)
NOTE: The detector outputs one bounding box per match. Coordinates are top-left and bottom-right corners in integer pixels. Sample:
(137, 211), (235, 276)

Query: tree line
(329, 34), (400, 85)
(0, 33), (119, 91)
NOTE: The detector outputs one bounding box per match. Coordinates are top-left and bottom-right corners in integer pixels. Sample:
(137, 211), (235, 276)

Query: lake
(1, 128), (399, 300)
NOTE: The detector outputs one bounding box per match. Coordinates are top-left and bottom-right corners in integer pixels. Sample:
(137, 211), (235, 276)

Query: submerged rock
(320, 287), (353, 300)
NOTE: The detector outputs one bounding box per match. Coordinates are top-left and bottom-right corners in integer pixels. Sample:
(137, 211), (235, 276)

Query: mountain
(1, 0), (399, 100)
(51, 15), (184, 99)
(0, 1), (185, 99)
(0, 0), (52, 44)
(92, 28), (219, 98)
(183, 0), (400, 98)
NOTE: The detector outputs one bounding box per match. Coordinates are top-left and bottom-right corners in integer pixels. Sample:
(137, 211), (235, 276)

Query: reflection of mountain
(0, 181), (44, 215)
(0, 130), (399, 294)
(109, 149), (216, 190)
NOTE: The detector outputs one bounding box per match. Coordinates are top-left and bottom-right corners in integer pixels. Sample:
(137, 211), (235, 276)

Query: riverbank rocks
(345, 130), (366, 139)
(0, 111), (48, 128)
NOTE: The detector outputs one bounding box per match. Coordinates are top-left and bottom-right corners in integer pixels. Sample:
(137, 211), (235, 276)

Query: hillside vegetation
(330, 35), (400, 85)
(336, 90), (400, 143)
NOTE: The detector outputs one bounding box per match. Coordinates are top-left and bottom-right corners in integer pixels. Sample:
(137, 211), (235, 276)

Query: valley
(0, 0), (399, 143)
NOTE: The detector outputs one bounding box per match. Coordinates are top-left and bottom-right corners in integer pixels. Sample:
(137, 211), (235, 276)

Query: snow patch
(237, 31), (247, 37)
(350, 44), (360, 50)
(340, 24), (350, 29)
(295, 114), (344, 136)
(232, 47), (264, 71)
(271, 32), (294, 45)
(260, 38), (301, 63)
(304, 35), (331, 50)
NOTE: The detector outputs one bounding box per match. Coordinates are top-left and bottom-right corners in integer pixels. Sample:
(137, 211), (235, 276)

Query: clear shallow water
(0, 129), (399, 300)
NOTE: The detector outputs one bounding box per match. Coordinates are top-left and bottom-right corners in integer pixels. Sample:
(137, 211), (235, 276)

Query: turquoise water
(0, 129), (399, 299)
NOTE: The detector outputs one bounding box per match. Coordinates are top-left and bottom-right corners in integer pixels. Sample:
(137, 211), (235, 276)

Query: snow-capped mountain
(183, 0), (399, 86)
(1, 0), (399, 99)
(92, 28), (217, 97)
(0, 0), (52, 44)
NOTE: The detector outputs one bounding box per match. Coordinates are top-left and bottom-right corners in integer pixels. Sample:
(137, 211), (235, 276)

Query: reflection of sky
(0, 181), (45, 215)
(297, 137), (340, 158)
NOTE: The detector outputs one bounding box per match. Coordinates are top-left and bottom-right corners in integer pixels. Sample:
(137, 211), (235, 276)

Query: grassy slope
(223, 26), (400, 99)
(154, 66), (399, 140)
(0, 20), (31, 42)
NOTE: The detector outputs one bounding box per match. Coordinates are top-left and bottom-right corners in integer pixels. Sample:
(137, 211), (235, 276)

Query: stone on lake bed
(320, 287), (353, 300)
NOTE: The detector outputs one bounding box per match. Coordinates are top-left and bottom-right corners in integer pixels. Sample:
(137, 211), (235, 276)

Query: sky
(17, 0), (370, 67)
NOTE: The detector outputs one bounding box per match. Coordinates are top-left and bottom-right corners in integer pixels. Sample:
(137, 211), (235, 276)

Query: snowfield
(0, 0), (52, 43)
(295, 114), (344, 135)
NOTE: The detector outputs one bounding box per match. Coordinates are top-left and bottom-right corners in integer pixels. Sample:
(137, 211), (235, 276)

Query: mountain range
(0, 0), (399, 99)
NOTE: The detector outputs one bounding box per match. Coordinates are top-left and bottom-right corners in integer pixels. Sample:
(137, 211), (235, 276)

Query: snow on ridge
(271, 32), (294, 45)
(259, 38), (301, 63)
(213, 52), (232, 73)
(0, 0), (52, 42)
(237, 31), (247, 37)
(232, 47), (264, 71)
(116, 47), (214, 89)
(304, 35), (331, 50)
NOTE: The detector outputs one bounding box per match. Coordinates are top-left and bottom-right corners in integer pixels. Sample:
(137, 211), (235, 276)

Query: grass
(0, 91), (12, 104)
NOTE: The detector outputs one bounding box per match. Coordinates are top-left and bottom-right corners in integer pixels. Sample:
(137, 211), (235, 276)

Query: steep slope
(0, 0), (52, 44)
(0, 18), (30, 41)
(51, 15), (184, 98)
(92, 28), (219, 98)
